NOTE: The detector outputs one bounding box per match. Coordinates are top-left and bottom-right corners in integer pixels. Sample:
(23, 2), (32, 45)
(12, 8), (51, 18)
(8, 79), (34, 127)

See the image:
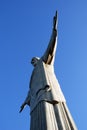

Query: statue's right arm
(19, 90), (31, 113)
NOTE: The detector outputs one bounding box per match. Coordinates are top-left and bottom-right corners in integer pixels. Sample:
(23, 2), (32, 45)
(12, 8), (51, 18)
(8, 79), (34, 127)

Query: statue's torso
(30, 59), (65, 112)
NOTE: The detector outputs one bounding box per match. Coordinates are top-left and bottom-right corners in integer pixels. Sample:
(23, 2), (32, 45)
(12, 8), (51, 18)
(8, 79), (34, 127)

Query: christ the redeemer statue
(20, 11), (77, 130)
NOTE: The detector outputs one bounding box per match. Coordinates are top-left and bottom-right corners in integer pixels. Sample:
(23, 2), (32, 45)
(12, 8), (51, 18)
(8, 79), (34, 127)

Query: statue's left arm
(42, 11), (58, 65)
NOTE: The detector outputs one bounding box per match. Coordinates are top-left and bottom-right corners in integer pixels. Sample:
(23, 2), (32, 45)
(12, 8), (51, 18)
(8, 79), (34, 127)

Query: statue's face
(31, 57), (39, 67)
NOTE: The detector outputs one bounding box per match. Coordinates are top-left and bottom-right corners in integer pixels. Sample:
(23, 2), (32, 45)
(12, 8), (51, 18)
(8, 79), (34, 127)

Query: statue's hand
(19, 102), (26, 113)
(53, 11), (58, 30)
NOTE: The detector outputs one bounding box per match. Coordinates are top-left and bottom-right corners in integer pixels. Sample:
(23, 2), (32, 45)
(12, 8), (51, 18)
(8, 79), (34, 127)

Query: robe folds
(30, 101), (77, 130)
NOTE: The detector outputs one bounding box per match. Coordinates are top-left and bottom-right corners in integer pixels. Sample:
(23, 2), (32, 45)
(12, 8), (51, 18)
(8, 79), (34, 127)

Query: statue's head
(31, 57), (40, 67)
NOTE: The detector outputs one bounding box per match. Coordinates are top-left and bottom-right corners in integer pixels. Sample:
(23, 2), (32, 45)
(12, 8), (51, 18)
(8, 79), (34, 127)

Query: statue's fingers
(19, 108), (22, 113)
(55, 11), (57, 18)
(19, 104), (24, 113)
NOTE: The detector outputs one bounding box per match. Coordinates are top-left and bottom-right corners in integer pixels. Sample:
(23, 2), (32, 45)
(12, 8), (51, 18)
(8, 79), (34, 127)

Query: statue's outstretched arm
(42, 11), (58, 65)
(19, 90), (31, 113)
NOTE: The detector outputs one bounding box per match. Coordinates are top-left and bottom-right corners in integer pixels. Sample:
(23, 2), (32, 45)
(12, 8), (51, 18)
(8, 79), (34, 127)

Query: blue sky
(0, 0), (87, 130)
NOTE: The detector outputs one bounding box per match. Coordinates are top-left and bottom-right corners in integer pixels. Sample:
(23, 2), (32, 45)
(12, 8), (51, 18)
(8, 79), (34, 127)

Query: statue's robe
(24, 24), (77, 130)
